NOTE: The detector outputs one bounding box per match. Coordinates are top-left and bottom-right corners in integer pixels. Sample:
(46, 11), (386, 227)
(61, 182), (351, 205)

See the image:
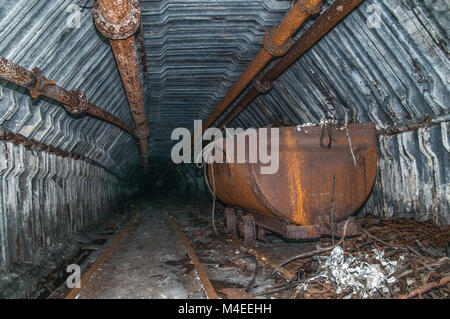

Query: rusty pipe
(0, 127), (123, 180)
(93, 0), (150, 166)
(218, 0), (363, 128)
(0, 56), (138, 140)
(201, 0), (323, 132)
(86, 102), (136, 138)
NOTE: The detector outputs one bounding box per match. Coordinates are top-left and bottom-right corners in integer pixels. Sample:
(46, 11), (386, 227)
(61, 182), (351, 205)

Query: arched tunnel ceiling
(143, 0), (297, 158)
(0, 0), (449, 173)
(143, 0), (449, 159)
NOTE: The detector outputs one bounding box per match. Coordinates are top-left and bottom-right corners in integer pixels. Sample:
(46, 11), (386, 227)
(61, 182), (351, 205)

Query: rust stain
(285, 130), (307, 225)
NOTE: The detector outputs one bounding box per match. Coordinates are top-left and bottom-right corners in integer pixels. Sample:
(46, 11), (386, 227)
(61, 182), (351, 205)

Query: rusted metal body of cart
(207, 122), (377, 247)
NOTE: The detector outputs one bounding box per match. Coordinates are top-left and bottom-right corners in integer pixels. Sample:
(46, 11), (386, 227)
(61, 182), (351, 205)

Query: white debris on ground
(296, 246), (403, 298)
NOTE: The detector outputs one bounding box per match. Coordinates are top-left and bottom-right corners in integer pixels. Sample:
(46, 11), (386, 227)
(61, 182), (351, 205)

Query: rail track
(65, 211), (139, 299)
(60, 201), (303, 299)
(46, 199), (448, 299)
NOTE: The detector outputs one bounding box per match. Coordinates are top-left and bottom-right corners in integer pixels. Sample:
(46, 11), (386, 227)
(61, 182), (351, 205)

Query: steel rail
(166, 209), (220, 299)
(65, 210), (138, 299)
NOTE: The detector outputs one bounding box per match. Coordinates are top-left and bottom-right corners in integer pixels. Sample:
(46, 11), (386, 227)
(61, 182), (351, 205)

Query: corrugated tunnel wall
(0, 0), (449, 273)
(214, 0), (450, 224)
(0, 0), (139, 270)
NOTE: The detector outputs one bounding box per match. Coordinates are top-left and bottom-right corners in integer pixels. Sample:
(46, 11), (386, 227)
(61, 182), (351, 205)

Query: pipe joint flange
(134, 127), (150, 139)
(27, 67), (56, 99)
(263, 26), (293, 57)
(92, 0), (141, 40)
(253, 76), (273, 94)
(64, 90), (88, 114)
(296, 0), (323, 15)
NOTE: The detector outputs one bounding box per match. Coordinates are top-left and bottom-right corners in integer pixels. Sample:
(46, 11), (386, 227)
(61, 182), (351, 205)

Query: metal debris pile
(283, 218), (449, 299)
(296, 246), (400, 298)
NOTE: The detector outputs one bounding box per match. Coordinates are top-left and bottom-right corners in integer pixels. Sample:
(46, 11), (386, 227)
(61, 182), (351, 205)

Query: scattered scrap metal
(262, 217), (449, 299)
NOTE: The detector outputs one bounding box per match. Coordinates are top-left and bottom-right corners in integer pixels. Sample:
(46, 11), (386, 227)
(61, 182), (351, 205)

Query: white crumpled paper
(296, 246), (402, 298)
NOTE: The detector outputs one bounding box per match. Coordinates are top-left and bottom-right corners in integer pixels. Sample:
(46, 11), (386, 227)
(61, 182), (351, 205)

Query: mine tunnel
(0, 0), (449, 300)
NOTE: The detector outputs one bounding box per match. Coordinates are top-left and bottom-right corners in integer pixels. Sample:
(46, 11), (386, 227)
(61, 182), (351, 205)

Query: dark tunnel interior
(0, 0), (449, 301)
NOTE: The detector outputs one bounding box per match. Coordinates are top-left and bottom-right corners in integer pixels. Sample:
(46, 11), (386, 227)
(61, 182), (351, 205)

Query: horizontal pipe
(0, 127), (123, 180)
(0, 56), (138, 141)
(376, 114), (450, 136)
(218, 0), (364, 128)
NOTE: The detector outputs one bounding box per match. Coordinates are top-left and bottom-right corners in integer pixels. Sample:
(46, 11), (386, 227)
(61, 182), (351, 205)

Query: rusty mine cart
(208, 122), (377, 248)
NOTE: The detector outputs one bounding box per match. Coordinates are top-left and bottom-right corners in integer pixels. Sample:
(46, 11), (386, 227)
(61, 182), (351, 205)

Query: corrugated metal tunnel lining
(0, 0), (448, 299)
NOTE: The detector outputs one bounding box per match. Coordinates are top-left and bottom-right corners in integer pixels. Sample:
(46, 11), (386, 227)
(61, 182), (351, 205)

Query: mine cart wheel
(224, 207), (237, 235)
(256, 226), (267, 241)
(240, 214), (256, 248)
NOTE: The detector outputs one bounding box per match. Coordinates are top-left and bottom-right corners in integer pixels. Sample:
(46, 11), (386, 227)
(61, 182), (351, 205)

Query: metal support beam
(218, 0), (364, 129)
(93, 0), (150, 168)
